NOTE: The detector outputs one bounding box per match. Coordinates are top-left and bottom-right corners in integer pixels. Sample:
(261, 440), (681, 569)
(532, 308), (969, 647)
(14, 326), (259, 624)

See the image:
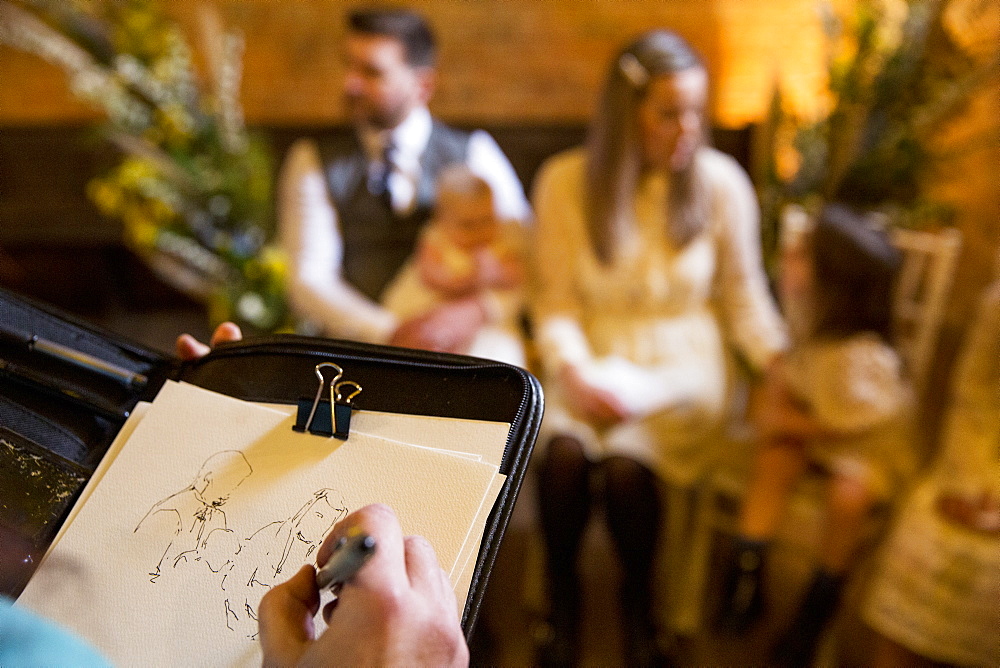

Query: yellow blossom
(258, 246), (289, 282)
(123, 212), (159, 250)
(156, 104), (194, 145)
(119, 157), (157, 186)
(147, 197), (176, 223)
(86, 180), (124, 216)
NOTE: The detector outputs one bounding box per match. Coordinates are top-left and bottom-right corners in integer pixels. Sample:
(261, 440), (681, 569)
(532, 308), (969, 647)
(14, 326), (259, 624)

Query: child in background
(715, 204), (915, 666)
(382, 164), (526, 366)
(862, 269), (1000, 668)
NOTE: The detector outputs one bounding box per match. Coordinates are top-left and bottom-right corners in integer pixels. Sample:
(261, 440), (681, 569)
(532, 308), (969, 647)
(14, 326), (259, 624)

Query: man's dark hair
(348, 8), (436, 67)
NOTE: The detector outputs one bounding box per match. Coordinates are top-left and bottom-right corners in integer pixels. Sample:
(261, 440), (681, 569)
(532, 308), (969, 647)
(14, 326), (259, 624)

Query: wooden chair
(679, 222), (963, 633)
(890, 226), (963, 395)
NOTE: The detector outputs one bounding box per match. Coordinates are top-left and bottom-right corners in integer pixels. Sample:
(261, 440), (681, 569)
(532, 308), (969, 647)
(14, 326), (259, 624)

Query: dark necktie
(369, 140), (395, 208)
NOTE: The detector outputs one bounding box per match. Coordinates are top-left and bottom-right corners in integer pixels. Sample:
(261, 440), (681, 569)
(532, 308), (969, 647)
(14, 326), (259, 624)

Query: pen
(315, 529), (377, 590)
(0, 324), (148, 390)
(0, 357), (130, 421)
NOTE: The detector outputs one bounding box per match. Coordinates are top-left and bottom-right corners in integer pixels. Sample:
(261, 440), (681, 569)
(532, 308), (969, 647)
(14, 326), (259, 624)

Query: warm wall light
(711, 0), (831, 128)
(0, 0), (836, 127)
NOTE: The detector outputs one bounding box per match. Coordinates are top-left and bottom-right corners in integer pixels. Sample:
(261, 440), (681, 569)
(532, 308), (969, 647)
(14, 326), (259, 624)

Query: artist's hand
(560, 364), (630, 426)
(390, 297), (486, 354)
(175, 322), (243, 361)
(258, 504), (468, 668)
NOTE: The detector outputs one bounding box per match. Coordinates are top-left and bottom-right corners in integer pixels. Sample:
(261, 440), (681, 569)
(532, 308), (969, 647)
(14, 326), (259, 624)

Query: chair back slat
(890, 227), (962, 393)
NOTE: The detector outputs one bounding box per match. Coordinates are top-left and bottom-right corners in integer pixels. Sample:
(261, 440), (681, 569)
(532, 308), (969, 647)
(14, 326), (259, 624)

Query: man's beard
(345, 95), (407, 130)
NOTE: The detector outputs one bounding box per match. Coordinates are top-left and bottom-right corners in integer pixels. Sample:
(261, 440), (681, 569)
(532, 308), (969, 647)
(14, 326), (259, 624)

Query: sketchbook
(1, 286), (543, 652)
(18, 381), (507, 666)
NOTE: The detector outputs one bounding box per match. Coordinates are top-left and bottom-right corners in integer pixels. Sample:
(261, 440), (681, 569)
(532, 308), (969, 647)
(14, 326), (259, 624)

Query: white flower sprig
(0, 0), (150, 128)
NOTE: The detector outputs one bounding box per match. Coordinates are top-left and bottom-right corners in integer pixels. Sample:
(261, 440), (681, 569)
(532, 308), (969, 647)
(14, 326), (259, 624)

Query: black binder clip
(294, 362), (341, 437)
(293, 363), (363, 440)
(332, 381), (362, 440)
(291, 362), (357, 440)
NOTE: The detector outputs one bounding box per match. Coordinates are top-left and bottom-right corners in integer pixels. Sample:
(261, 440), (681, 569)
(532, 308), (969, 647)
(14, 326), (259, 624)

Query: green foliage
(756, 0), (999, 268)
(0, 0), (294, 333)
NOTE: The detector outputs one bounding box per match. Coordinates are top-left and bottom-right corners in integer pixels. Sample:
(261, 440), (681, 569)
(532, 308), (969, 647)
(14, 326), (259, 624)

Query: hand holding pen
(314, 529), (377, 592)
(257, 504), (468, 668)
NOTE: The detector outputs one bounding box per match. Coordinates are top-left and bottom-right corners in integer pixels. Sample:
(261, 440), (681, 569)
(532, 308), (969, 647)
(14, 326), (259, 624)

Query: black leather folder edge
(0, 287), (542, 640)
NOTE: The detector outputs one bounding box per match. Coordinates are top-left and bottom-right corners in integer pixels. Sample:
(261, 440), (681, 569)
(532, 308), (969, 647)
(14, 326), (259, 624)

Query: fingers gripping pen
(315, 529), (377, 590)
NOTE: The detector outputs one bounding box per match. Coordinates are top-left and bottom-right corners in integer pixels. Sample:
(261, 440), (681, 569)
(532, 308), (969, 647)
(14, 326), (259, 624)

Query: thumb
(258, 565), (320, 667)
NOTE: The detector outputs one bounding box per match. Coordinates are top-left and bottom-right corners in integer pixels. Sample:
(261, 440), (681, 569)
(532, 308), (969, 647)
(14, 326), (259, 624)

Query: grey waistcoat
(316, 121), (471, 301)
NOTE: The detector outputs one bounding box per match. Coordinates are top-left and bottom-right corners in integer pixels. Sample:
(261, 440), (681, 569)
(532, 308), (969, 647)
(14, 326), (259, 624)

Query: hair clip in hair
(619, 52), (649, 88)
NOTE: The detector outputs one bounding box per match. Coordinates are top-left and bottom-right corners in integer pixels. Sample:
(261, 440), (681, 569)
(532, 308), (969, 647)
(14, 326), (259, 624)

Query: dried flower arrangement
(0, 0), (292, 332)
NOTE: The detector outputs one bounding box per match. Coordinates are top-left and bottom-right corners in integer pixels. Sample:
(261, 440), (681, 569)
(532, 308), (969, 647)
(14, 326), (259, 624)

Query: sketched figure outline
(134, 449), (253, 582)
(204, 488), (349, 637)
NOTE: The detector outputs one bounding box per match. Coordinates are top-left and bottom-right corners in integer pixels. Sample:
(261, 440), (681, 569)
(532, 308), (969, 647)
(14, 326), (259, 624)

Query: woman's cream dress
(531, 147), (787, 486)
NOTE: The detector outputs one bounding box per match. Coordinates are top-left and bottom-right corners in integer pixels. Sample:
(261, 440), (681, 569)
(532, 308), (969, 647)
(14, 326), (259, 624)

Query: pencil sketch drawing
(132, 448), (349, 638)
(206, 488), (348, 637)
(134, 450), (253, 582)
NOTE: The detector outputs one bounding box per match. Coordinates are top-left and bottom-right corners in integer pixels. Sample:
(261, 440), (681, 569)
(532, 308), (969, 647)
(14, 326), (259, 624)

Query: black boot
(771, 569), (845, 668)
(715, 536), (769, 632)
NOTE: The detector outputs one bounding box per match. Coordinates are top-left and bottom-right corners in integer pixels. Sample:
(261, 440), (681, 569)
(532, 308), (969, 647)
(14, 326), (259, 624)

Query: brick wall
(0, 0), (827, 127)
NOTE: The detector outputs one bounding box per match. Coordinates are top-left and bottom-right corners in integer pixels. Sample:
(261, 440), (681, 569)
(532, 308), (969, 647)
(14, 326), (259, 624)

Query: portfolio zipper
(194, 334), (544, 468)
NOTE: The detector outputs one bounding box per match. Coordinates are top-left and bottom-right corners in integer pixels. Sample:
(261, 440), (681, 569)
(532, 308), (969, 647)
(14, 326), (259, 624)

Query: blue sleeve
(0, 597), (111, 667)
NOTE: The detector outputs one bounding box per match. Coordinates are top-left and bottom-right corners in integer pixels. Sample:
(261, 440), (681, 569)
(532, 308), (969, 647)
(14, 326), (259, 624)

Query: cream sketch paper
(242, 403), (512, 613)
(264, 403), (512, 466)
(451, 472), (507, 606)
(50, 401), (150, 549)
(17, 381), (499, 667)
(352, 412), (511, 467)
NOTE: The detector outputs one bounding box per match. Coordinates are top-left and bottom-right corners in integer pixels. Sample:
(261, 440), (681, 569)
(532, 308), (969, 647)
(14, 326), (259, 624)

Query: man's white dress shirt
(279, 107), (530, 342)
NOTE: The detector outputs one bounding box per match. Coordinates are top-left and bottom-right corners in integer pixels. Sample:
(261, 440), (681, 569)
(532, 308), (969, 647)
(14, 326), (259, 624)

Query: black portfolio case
(0, 287), (542, 639)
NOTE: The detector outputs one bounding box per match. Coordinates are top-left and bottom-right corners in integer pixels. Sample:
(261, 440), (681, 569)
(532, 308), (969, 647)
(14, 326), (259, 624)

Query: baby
(382, 164), (526, 366)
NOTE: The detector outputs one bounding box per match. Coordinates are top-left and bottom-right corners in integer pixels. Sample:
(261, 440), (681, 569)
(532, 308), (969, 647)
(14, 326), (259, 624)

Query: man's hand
(175, 322), (243, 361)
(389, 296), (486, 353)
(258, 504), (468, 667)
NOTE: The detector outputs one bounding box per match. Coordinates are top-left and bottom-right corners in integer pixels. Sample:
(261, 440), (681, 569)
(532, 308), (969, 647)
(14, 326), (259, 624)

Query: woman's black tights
(602, 454), (661, 623)
(536, 435), (662, 651)
(537, 436), (592, 636)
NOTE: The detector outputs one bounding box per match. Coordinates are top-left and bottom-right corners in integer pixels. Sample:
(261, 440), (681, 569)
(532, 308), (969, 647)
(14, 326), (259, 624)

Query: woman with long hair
(530, 30), (787, 666)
